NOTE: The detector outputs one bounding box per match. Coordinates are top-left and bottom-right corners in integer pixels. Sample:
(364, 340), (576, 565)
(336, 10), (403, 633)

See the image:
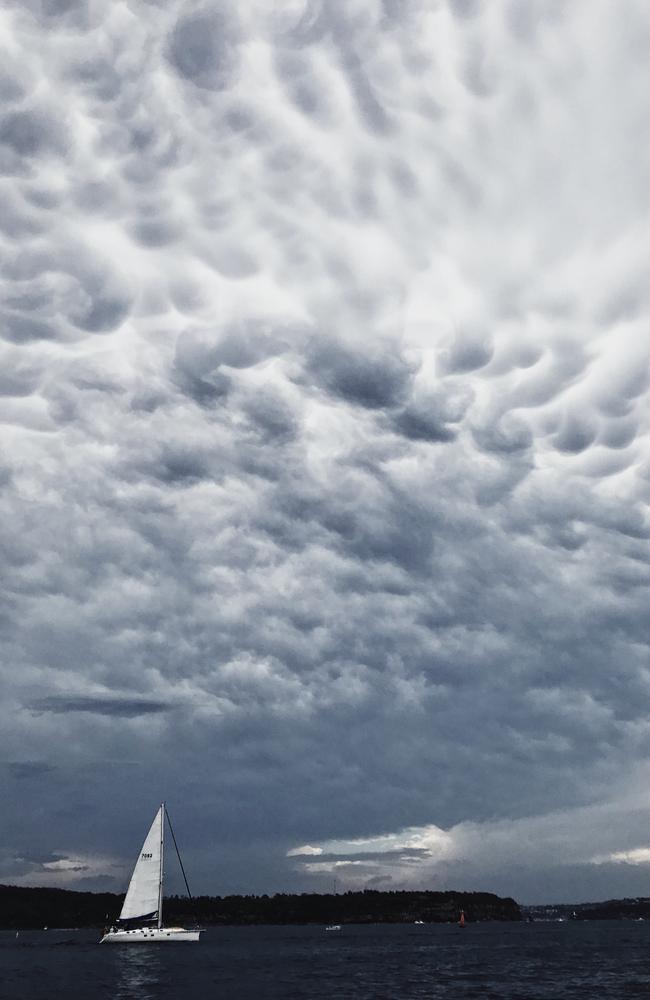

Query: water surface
(1, 920), (649, 999)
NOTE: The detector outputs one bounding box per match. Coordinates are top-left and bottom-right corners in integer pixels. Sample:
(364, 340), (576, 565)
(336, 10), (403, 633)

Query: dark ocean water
(1, 921), (649, 1000)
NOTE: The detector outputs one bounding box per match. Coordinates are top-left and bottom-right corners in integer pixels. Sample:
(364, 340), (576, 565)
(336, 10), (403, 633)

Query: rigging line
(165, 807), (194, 902)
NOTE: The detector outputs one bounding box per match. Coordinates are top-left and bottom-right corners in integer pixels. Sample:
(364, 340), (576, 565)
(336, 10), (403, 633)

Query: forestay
(119, 805), (163, 921)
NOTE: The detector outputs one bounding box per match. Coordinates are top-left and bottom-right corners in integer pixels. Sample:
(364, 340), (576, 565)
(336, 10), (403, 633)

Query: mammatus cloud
(1, 0), (650, 903)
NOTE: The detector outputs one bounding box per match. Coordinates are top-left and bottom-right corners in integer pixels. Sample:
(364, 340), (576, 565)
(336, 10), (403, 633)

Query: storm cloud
(1, 0), (650, 905)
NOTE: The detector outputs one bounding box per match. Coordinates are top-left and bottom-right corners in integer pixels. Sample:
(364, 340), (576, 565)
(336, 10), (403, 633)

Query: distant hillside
(0, 885), (124, 930)
(523, 898), (650, 922)
(186, 889), (521, 926)
(0, 885), (521, 929)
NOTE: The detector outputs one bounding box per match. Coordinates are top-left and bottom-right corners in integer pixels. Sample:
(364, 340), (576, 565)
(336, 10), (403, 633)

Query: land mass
(0, 886), (520, 929)
(523, 898), (650, 922)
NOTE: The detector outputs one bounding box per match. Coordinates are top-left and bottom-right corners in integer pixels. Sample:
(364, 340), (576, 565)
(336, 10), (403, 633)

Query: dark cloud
(335, 41), (391, 134)
(5, 761), (55, 780)
(392, 406), (457, 443)
(281, 2), (329, 47)
(381, 0), (420, 27)
(67, 279), (132, 334)
(306, 339), (414, 409)
(167, 8), (240, 92)
(173, 333), (231, 405)
(242, 389), (298, 443)
(0, 200), (44, 239)
(130, 217), (183, 249)
(151, 446), (212, 485)
(472, 415), (532, 454)
(30, 695), (174, 718)
(274, 51), (333, 124)
(0, 245), (133, 345)
(599, 419), (636, 450)
(0, 311), (55, 343)
(448, 0), (482, 20)
(14, 0), (93, 23)
(0, 109), (65, 159)
(553, 416), (597, 454)
(173, 322), (297, 407)
(0, 71), (28, 104)
(439, 334), (493, 374)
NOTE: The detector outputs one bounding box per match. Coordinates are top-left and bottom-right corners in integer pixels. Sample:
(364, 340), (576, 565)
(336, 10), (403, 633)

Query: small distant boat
(325, 924), (342, 932)
(458, 910), (466, 928)
(100, 803), (202, 944)
(414, 920), (425, 925)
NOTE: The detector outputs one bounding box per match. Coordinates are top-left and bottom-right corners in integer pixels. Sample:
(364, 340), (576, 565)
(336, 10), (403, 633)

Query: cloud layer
(1, 0), (650, 903)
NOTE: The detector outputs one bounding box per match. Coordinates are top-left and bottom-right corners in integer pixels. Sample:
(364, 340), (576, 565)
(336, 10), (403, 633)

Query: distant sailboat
(100, 803), (202, 943)
(458, 910), (466, 928)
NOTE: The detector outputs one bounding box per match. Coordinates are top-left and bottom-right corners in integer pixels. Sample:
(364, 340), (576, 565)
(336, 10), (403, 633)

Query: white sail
(119, 805), (163, 922)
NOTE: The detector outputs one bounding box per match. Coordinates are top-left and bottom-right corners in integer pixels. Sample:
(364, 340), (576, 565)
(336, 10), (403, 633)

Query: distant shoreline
(0, 885), (520, 929)
(522, 898), (650, 922)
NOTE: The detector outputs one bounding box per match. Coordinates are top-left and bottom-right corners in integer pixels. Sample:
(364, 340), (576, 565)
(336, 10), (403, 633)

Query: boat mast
(158, 802), (165, 930)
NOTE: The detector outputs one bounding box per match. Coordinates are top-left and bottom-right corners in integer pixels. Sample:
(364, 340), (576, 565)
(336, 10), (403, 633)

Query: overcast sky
(1, 0), (650, 906)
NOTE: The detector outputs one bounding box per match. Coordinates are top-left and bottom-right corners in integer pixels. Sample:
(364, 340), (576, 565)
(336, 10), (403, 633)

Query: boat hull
(100, 927), (202, 943)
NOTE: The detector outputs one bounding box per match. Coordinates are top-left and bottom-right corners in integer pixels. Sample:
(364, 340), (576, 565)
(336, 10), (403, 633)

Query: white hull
(101, 927), (202, 943)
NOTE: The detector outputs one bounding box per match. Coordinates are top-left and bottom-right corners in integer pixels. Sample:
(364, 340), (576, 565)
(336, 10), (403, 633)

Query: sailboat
(100, 803), (202, 943)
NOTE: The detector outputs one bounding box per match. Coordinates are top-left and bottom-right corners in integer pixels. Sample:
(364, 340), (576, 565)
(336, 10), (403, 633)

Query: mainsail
(119, 804), (163, 922)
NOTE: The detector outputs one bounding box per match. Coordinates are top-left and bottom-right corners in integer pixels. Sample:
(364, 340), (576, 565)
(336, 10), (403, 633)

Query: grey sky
(1, 0), (650, 905)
